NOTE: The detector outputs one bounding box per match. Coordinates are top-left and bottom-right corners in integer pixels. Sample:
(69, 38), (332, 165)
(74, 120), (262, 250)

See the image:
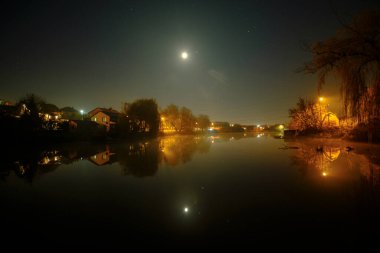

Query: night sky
(1, 0), (379, 124)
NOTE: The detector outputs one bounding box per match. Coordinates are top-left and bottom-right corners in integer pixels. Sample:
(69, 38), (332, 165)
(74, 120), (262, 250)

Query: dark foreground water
(1, 133), (380, 248)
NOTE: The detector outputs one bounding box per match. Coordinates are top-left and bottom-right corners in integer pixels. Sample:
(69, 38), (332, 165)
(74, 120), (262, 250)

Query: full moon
(181, 51), (188, 60)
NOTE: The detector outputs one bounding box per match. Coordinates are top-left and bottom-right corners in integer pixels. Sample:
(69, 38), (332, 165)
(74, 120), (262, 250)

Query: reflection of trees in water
(355, 155), (380, 191)
(0, 136), (212, 181)
(359, 159), (380, 187)
(323, 147), (341, 162)
(358, 163), (380, 209)
(0, 143), (105, 182)
(0, 150), (61, 182)
(117, 141), (159, 177)
(115, 136), (211, 176)
(289, 140), (380, 210)
(288, 140), (380, 192)
(352, 152), (380, 190)
(92, 136), (212, 177)
(208, 133), (248, 143)
(345, 147), (380, 210)
(288, 141), (341, 177)
(159, 135), (211, 166)
(351, 145), (380, 179)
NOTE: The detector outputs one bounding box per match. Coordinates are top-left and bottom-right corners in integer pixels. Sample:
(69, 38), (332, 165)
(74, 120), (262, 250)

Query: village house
(40, 111), (63, 121)
(208, 121), (230, 132)
(0, 102), (29, 118)
(88, 107), (121, 132)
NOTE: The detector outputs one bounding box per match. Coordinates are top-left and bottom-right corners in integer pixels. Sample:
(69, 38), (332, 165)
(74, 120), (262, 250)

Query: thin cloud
(208, 69), (228, 84)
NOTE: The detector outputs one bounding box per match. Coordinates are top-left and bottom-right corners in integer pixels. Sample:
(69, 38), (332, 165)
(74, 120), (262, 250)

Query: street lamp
(80, 109), (84, 120)
(318, 97), (325, 128)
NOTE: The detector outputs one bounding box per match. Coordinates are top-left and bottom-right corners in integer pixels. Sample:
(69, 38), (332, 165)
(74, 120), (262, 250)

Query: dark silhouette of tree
(161, 104), (209, 133)
(126, 99), (160, 135)
(118, 142), (159, 177)
(40, 103), (59, 113)
(303, 11), (380, 124)
(61, 106), (81, 120)
(179, 106), (196, 133)
(117, 115), (132, 137)
(196, 114), (211, 131)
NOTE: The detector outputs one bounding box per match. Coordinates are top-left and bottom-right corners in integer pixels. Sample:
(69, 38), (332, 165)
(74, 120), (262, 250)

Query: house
(87, 107), (120, 118)
(88, 108), (121, 132)
(66, 120), (107, 140)
(0, 103), (29, 118)
(40, 111), (63, 121)
(209, 122), (230, 132)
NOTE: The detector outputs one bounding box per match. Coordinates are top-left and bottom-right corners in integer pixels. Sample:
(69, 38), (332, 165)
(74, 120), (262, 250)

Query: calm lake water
(1, 133), (380, 248)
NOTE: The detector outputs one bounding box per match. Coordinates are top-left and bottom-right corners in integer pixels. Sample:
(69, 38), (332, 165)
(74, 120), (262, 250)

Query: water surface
(1, 133), (380, 247)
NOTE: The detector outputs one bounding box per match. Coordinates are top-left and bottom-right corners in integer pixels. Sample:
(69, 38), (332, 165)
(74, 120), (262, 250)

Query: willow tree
(127, 98), (160, 135)
(304, 11), (380, 125)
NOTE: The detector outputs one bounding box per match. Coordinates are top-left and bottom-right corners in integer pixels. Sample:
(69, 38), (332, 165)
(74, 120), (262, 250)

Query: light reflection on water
(284, 138), (380, 187)
(0, 133), (380, 246)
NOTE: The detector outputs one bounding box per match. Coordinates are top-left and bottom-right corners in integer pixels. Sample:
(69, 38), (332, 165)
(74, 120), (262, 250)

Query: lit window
(102, 117), (107, 122)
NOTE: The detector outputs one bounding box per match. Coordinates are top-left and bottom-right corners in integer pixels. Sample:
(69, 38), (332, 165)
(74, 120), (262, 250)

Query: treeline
(160, 104), (210, 133)
(0, 94), (211, 142)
